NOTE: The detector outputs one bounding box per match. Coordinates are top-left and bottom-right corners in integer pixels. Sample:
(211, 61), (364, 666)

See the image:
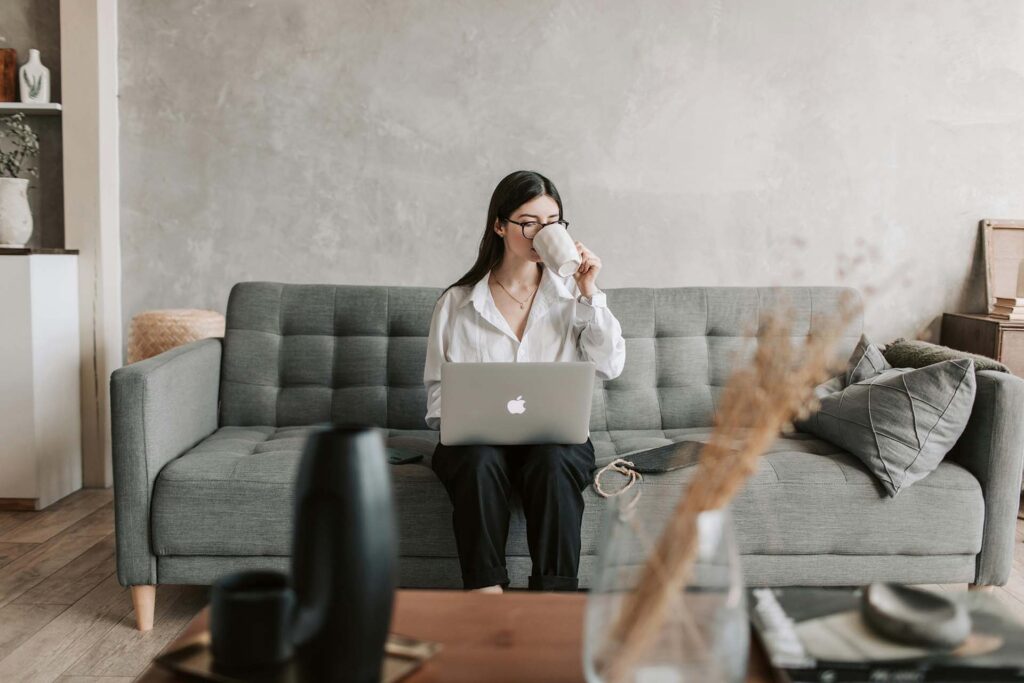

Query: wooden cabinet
(0, 251), (81, 509)
(941, 313), (1024, 376)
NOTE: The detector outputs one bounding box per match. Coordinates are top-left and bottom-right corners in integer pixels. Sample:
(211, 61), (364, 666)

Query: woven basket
(127, 308), (226, 364)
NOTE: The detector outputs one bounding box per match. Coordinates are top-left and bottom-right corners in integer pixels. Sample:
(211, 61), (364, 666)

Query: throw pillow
(883, 337), (1010, 374)
(846, 333), (893, 385)
(798, 337), (977, 497)
(805, 334), (889, 402)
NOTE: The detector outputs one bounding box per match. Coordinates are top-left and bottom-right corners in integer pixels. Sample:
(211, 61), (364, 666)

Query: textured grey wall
(119, 0), (1024, 350)
(0, 0), (63, 249)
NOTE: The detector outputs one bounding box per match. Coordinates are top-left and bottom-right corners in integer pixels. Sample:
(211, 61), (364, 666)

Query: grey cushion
(809, 334), (889, 402)
(847, 333), (892, 385)
(798, 346), (977, 497)
(883, 338), (1011, 374)
(218, 283), (863, 432)
(150, 426), (984, 561)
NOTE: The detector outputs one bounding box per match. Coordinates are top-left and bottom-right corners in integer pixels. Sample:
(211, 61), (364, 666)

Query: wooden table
(139, 589), (772, 682)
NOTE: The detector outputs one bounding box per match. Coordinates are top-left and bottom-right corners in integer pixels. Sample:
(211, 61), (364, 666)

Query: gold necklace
(492, 276), (538, 310)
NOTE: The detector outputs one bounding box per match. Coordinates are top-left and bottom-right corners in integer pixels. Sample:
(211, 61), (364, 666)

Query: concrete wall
(0, 0), (63, 249)
(118, 0), (1024, 348)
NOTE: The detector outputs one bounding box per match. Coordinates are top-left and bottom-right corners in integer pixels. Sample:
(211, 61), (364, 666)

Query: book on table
(990, 303), (1024, 320)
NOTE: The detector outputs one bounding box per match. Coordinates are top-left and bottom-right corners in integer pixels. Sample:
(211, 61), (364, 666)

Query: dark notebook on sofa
(615, 440), (704, 473)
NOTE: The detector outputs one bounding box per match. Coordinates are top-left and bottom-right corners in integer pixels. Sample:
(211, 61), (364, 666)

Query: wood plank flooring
(0, 489), (206, 683)
(0, 488), (1020, 682)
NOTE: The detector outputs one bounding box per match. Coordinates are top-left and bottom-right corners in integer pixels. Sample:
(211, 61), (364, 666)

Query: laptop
(440, 361), (596, 446)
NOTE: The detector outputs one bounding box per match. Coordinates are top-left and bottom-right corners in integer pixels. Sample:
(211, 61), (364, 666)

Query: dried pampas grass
(596, 292), (861, 683)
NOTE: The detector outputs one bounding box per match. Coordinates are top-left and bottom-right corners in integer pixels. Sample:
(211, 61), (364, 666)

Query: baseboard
(0, 497), (39, 511)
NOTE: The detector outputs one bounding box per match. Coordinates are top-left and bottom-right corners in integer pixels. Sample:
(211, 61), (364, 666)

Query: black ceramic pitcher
(290, 423), (398, 682)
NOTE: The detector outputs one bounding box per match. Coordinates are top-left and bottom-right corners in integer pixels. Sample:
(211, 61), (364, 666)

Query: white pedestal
(0, 254), (82, 509)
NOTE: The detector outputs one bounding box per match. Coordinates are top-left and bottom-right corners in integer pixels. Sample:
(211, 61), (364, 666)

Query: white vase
(19, 49), (50, 104)
(0, 178), (33, 246)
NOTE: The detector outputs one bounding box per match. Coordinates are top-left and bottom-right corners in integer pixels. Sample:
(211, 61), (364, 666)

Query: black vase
(290, 423), (398, 683)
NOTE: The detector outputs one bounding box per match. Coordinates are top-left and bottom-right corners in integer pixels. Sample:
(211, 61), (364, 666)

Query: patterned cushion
(846, 333), (892, 385)
(798, 339), (977, 497)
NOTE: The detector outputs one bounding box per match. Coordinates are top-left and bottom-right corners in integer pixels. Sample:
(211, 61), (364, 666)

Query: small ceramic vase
(19, 49), (50, 104)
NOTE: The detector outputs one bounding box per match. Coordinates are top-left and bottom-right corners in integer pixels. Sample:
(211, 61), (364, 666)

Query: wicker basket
(127, 308), (225, 364)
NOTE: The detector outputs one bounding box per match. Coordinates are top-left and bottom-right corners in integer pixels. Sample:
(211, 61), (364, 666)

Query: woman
(422, 170), (626, 593)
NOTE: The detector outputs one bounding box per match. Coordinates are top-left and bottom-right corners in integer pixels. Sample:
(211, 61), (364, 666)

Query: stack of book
(991, 297), (1024, 321)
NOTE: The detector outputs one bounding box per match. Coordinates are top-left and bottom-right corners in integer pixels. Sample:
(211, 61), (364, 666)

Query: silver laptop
(440, 362), (596, 446)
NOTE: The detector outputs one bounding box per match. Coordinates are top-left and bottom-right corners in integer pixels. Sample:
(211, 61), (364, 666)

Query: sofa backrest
(219, 282), (862, 431)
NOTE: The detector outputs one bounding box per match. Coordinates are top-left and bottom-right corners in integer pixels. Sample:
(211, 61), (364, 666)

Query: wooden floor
(0, 489), (1021, 682)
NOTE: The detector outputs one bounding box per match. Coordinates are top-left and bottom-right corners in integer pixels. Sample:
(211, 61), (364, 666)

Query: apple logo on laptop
(507, 395), (526, 415)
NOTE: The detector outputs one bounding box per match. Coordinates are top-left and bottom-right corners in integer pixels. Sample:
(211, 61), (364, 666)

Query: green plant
(0, 113), (39, 178)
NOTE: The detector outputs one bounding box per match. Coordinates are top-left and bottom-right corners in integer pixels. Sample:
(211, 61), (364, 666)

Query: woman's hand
(573, 241), (601, 298)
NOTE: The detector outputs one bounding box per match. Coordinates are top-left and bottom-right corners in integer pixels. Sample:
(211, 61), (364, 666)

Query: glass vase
(583, 495), (748, 683)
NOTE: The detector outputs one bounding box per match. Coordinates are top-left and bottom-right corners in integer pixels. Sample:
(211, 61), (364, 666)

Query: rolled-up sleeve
(423, 293), (452, 430)
(574, 291), (626, 381)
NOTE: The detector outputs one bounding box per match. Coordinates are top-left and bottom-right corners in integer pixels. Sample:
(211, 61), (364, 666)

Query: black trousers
(431, 438), (596, 591)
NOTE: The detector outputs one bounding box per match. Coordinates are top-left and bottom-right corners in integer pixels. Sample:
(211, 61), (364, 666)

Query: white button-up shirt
(423, 264), (626, 430)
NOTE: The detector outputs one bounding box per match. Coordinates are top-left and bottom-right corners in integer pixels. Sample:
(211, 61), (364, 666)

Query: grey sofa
(111, 282), (1024, 626)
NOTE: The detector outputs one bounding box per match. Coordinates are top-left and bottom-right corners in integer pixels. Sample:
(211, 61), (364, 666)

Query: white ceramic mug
(533, 224), (581, 277)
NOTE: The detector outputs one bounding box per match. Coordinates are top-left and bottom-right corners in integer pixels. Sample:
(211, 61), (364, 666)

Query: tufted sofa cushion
(150, 425), (984, 561)
(218, 283), (863, 431)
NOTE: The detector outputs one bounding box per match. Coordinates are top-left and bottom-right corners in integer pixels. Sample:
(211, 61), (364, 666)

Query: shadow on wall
(918, 222), (989, 343)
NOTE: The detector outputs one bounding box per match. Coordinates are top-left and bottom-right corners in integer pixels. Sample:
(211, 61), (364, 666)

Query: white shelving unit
(0, 102), (62, 115)
(0, 252), (82, 509)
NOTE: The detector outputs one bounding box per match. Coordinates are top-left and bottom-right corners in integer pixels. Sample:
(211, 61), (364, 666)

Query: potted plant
(0, 112), (39, 247)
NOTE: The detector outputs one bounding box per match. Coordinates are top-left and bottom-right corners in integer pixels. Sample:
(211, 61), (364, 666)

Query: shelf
(0, 102), (62, 116)
(0, 247), (78, 255)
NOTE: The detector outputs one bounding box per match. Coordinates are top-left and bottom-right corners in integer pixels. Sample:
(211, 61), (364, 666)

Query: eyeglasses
(502, 218), (570, 240)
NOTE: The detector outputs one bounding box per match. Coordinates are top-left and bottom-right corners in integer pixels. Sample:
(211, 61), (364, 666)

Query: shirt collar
(460, 263), (576, 313)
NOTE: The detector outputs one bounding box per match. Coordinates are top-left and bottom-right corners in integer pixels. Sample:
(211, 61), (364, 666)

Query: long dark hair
(440, 170), (564, 299)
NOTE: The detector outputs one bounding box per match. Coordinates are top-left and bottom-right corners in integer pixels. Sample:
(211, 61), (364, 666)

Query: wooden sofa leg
(968, 583), (995, 593)
(131, 585), (156, 631)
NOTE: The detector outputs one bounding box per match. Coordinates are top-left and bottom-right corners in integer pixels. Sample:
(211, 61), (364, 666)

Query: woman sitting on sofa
(422, 169), (626, 593)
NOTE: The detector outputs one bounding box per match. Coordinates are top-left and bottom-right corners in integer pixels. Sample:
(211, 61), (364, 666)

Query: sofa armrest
(110, 337), (222, 586)
(948, 369), (1024, 585)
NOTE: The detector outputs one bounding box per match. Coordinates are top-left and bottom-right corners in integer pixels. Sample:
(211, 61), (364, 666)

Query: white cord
(593, 457), (643, 515)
